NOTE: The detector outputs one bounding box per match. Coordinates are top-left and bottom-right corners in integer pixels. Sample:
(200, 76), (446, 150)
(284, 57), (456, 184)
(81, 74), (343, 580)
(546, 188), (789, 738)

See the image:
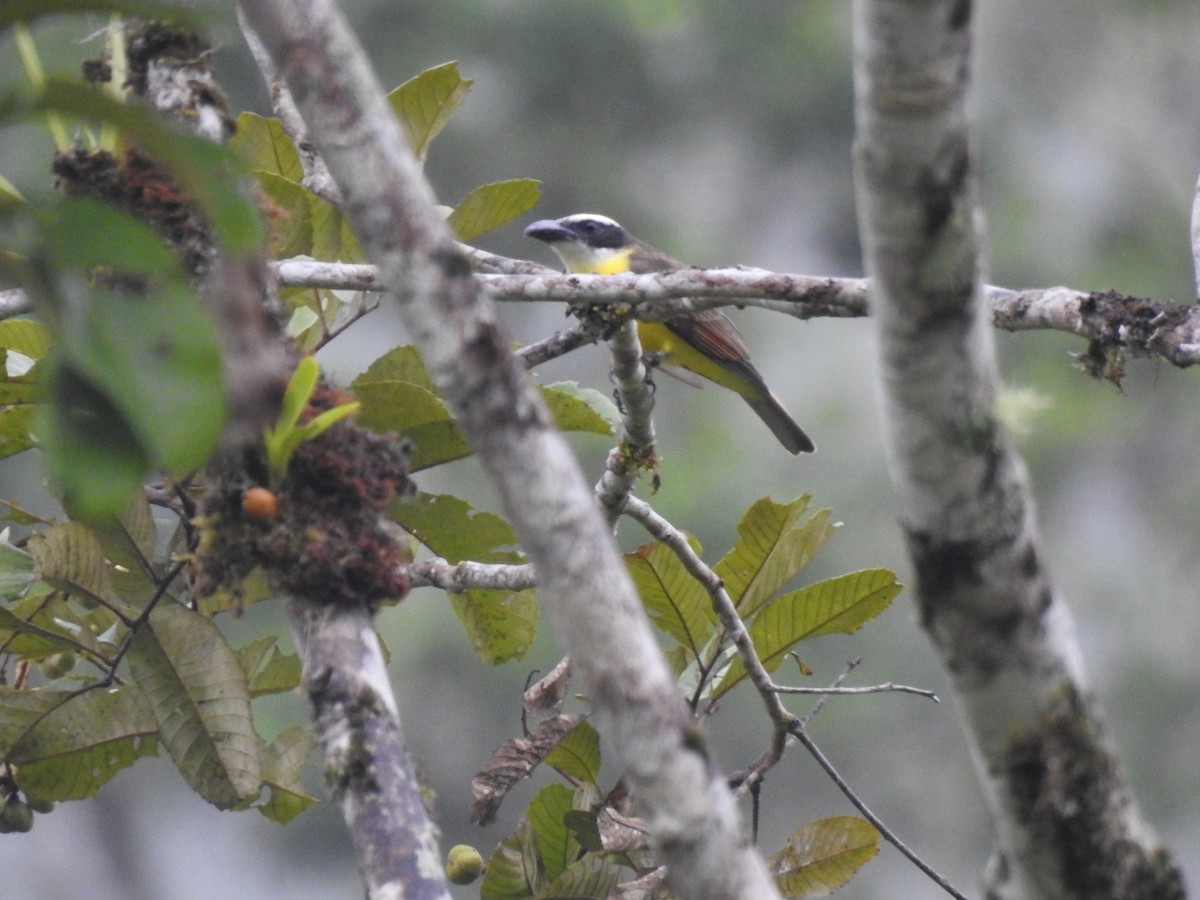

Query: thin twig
(791, 724), (969, 900)
(773, 680), (939, 701)
(619, 495), (794, 730)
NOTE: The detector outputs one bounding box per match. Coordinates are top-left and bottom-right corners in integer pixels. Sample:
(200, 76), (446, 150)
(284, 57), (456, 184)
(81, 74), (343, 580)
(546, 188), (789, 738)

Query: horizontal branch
(405, 557), (536, 593)
(268, 257), (1200, 367)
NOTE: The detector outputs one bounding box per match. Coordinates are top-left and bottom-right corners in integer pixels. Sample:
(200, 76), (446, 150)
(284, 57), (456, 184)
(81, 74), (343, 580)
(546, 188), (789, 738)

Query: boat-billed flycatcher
(524, 213), (814, 454)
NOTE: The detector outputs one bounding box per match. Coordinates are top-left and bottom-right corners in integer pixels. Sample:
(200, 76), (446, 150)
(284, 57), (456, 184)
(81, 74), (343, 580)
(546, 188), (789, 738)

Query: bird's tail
(742, 390), (815, 455)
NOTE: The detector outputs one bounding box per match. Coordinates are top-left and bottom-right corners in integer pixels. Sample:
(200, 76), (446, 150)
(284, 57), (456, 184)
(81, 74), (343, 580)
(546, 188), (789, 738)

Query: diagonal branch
(239, 3), (784, 897)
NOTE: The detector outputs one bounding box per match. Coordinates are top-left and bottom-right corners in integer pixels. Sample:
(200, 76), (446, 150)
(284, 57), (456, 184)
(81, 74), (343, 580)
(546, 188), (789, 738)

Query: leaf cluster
(628, 495), (899, 706)
(468, 496), (897, 897)
(0, 498), (313, 825)
(232, 61), (540, 350)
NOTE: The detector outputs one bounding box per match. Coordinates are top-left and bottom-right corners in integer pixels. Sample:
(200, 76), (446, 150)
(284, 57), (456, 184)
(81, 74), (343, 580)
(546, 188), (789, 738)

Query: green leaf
(1, 685), (158, 801)
(355, 344), (436, 390)
(0, 0), (204, 32)
(481, 818), (540, 900)
(625, 538), (716, 661)
(448, 179), (541, 242)
(258, 725), (317, 824)
(354, 379), (469, 472)
(248, 644), (301, 697)
(715, 496), (836, 617)
(388, 62), (472, 163)
(449, 588), (539, 665)
(230, 112), (303, 181)
(542, 381), (617, 437)
(18, 199), (227, 519)
(713, 569), (901, 699)
(528, 783), (577, 883)
(255, 171), (313, 258)
(235, 635), (277, 680)
(127, 603), (261, 809)
(0, 318), (50, 361)
(0, 405), (36, 459)
(27, 520), (118, 607)
(544, 720), (600, 787)
(36, 360), (150, 519)
(0, 540), (36, 601)
(0, 604), (85, 658)
(391, 492), (518, 564)
(770, 816), (880, 898)
(354, 347), (613, 469)
(391, 492), (535, 662)
(308, 183), (364, 263)
(536, 856), (622, 899)
(265, 357), (358, 478)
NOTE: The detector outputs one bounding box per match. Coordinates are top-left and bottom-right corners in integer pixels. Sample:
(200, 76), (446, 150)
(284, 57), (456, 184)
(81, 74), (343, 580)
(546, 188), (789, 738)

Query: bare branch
(514, 321), (604, 369)
(771, 681), (939, 701)
(790, 724), (969, 900)
(269, 257), (1200, 368)
(405, 557), (536, 593)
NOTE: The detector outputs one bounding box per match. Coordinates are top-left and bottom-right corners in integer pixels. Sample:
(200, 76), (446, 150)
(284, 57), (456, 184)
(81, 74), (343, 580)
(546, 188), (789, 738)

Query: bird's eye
(578, 220), (598, 234)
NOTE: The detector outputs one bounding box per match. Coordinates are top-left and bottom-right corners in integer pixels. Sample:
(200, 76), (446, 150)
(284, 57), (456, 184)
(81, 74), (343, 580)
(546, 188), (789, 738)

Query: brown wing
(626, 239), (768, 388)
(663, 308), (767, 389)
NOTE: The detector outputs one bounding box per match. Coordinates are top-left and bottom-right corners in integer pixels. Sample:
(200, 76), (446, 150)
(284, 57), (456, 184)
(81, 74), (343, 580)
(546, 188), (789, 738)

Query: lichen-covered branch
(286, 598), (449, 900)
(239, 2), (783, 897)
(405, 557), (536, 593)
(852, 1), (1184, 896)
(268, 257), (1200, 369)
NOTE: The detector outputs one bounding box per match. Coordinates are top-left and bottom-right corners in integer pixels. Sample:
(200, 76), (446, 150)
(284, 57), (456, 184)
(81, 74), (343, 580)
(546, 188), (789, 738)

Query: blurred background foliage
(2, 1), (1199, 897)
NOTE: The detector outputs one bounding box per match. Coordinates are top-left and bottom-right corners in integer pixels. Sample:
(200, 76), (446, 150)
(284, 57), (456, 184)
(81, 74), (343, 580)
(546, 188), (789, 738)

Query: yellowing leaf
(625, 538), (716, 660)
(230, 112), (303, 181)
(713, 569), (901, 698)
(448, 179), (541, 242)
(256, 171), (314, 258)
(715, 495), (836, 617)
(544, 720), (601, 787)
(0, 319), (50, 361)
(388, 61), (473, 163)
(771, 816), (879, 898)
(449, 587), (538, 664)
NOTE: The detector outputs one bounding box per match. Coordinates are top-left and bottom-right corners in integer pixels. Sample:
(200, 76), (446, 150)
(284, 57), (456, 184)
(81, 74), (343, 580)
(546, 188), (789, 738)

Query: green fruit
(24, 794), (55, 814)
(445, 844), (484, 885)
(0, 799), (33, 833)
(40, 652), (77, 680)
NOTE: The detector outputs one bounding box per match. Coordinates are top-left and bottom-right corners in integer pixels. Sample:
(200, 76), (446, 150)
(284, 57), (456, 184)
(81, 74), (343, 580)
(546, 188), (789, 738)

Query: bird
(524, 213), (814, 454)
